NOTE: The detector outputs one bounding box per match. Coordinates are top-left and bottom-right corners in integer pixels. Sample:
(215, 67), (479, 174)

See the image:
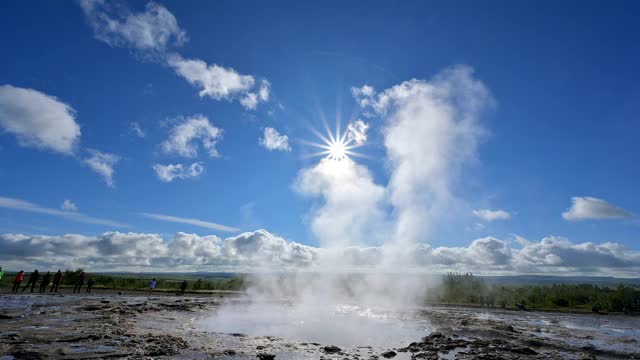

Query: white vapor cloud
(346, 119), (369, 145)
(79, 0), (187, 52)
(473, 209), (511, 222)
(0, 196), (127, 228)
(562, 196), (632, 221)
(1, 229), (638, 276)
(0, 85), (81, 154)
(354, 65), (493, 248)
(259, 127), (291, 151)
(129, 121), (146, 138)
(141, 212), (238, 232)
(295, 158), (388, 248)
(167, 54), (270, 110)
(152, 162), (204, 182)
(61, 200), (78, 212)
(83, 149), (120, 187)
(161, 115), (222, 158)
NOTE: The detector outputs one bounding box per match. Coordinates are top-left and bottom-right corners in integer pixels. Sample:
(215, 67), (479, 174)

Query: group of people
(8, 269), (95, 294)
(3, 266), (189, 295)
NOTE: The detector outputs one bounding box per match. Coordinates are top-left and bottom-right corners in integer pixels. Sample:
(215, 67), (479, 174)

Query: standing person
(149, 278), (157, 293)
(179, 280), (187, 295)
(72, 272), (86, 293)
(39, 271), (52, 293)
(21, 270), (40, 293)
(12, 270), (25, 293)
(50, 270), (63, 293)
(85, 278), (95, 294)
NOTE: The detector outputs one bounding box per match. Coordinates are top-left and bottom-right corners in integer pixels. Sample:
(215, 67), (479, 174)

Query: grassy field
(2, 270), (639, 314)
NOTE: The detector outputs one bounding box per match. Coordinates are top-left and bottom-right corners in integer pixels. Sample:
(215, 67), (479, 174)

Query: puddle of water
(195, 300), (431, 348)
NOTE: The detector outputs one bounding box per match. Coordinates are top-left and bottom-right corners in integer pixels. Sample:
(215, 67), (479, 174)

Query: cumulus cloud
(141, 212), (238, 232)
(0, 196), (127, 228)
(259, 127), (291, 151)
(1, 229), (638, 276)
(129, 121), (146, 138)
(562, 197), (632, 221)
(0, 85), (81, 154)
(473, 209), (511, 222)
(161, 115), (222, 158)
(353, 65), (493, 247)
(346, 119), (369, 145)
(80, 1), (269, 110)
(83, 149), (120, 187)
(167, 54), (269, 109)
(61, 199), (78, 212)
(152, 162), (204, 182)
(79, 0), (187, 52)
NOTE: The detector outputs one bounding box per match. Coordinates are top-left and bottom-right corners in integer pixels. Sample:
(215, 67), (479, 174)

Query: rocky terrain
(1, 290), (638, 359)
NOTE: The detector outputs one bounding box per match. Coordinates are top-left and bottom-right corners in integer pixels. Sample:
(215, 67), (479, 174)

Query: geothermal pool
(194, 298), (640, 354)
(195, 299), (432, 347)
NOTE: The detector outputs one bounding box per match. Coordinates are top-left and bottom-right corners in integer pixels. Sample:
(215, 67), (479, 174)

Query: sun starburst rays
(304, 122), (363, 161)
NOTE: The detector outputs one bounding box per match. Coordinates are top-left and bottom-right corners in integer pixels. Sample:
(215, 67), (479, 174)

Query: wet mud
(1, 290), (638, 359)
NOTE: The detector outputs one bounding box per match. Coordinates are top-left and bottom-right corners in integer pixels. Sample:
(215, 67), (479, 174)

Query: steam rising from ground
(209, 66), (493, 342)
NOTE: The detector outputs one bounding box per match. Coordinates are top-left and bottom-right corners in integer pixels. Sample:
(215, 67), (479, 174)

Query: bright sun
(328, 139), (347, 160)
(303, 122), (364, 162)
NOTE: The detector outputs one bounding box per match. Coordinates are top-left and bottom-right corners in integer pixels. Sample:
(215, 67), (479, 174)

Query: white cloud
(0, 196), (127, 228)
(1, 229), (638, 276)
(473, 209), (511, 221)
(152, 162), (204, 182)
(0, 85), (81, 154)
(129, 121), (146, 138)
(167, 54), (269, 109)
(141, 212), (238, 232)
(61, 199), (78, 212)
(346, 119), (369, 145)
(83, 149), (120, 187)
(354, 65), (493, 247)
(562, 196), (632, 221)
(259, 127), (291, 151)
(161, 115), (222, 158)
(79, 0), (187, 52)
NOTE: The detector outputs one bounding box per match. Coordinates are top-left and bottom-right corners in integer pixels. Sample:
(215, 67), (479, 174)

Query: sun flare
(304, 122), (366, 161)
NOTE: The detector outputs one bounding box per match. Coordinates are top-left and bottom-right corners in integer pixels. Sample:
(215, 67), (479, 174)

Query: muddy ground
(1, 289), (638, 360)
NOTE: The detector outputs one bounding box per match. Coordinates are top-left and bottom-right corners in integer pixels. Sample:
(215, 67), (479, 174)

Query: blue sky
(0, 1), (638, 274)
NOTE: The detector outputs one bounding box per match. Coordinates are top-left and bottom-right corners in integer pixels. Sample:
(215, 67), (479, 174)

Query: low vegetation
(429, 272), (640, 313)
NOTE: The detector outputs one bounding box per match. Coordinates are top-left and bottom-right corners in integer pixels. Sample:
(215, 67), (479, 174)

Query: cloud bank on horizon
(1, 229), (638, 277)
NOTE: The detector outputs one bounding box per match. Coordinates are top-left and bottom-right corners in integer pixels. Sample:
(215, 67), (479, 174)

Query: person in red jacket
(11, 270), (25, 293)
(50, 270), (64, 293)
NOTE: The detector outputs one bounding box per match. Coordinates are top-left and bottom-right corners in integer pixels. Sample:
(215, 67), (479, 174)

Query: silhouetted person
(179, 280), (187, 295)
(51, 270), (63, 293)
(39, 271), (52, 293)
(72, 272), (86, 293)
(149, 278), (157, 293)
(85, 278), (95, 293)
(21, 270), (40, 293)
(12, 270), (25, 293)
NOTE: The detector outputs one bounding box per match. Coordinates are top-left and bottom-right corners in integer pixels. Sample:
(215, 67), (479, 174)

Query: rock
(230, 333), (247, 337)
(510, 347), (537, 355)
(381, 350), (397, 358)
(257, 354), (275, 360)
(324, 345), (342, 354)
